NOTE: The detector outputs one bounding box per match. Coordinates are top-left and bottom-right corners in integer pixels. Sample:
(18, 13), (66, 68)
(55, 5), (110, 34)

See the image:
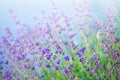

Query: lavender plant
(0, 0), (120, 80)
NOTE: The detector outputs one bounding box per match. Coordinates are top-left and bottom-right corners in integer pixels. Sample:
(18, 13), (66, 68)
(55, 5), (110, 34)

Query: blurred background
(0, 0), (120, 37)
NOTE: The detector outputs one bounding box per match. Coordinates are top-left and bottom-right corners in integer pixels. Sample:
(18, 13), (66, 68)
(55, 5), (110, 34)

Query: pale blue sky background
(0, 0), (120, 37)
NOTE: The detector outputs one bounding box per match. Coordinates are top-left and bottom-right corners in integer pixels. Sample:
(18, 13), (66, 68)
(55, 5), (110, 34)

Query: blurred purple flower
(24, 63), (30, 69)
(54, 65), (59, 70)
(64, 56), (70, 61)
(92, 55), (99, 61)
(68, 63), (73, 69)
(16, 55), (22, 60)
(56, 59), (60, 64)
(70, 71), (75, 80)
(38, 62), (42, 67)
(62, 68), (68, 74)
(53, 55), (57, 60)
(113, 50), (119, 57)
(79, 57), (85, 62)
(31, 66), (35, 70)
(114, 38), (119, 43)
(76, 47), (86, 57)
(41, 48), (49, 54)
(45, 63), (50, 68)
(46, 54), (51, 60)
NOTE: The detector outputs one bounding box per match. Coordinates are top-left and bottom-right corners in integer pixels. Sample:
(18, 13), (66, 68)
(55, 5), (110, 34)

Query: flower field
(0, 0), (120, 80)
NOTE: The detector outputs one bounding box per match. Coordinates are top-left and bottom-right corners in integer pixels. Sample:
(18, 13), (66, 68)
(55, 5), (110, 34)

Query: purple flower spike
(24, 63), (30, 69)
(70, 72), (75, 80)
(92, 55), (99, 61)
(71, 41), (78, 50)
(89, 45), (94, 51)
(68, 63), (73, 69)
(113, 50), (119, 57)
(16, 55), (22, 60)
(62, 68), (68, 74)
(46, 54), (51, 60)
(64, 56), (70, 61)
(38, 62), (42, 67)
(60, 51), (65, 55)
(114, 38), (119, 43)
(76, 47), (86, 57)
(45, 63), (50, 68)
(41, 48), (49, 54)
(56, 59), (60, 64)
(54, 65), (59, 70)
(31, 66), (35, 70)
(53, 55), (57, 60)
(79, 57), (85, 62)
(56, 44), (61, 49)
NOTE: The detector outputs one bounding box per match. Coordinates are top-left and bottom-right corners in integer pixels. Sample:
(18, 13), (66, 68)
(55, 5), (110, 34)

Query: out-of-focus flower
(54, 65), (59, 70)
(45, 63), (50, 68)
(64, 56), (70, 61)
(62, 68), (68, 74)
(76, 47), (86, 57)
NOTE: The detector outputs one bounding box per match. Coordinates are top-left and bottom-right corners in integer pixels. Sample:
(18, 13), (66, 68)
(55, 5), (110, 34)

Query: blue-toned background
(0, 0), (120, 37)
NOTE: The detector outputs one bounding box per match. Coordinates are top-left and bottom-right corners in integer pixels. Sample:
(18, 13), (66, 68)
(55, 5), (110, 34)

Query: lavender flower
(56, 59), (60, 64)
(114, 38), (119, 43)
(68, 63), (73, 69)
(113, 50), (119, 57)
(46, 54), (51, 60)
(31, 66), (35, 70)
(79, 57), (85, 63)
(76, 47), (86, 57)
(54, 65), (59, 70)
(69, 71), (75, 80)
(24, 63), (30, 69)
(41, 48), (49, 54)
(45, 63), (50, 68)
(64, 56), (70, 61)
(38, 62), (42, 67)
(89, 45), (94, 51)
(53, 55), (57, 60)
(16, 55), (22, 60)
(92, 55), (99, 61)
(62, 68), (68, 74)
(56, 44), (61, 49)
